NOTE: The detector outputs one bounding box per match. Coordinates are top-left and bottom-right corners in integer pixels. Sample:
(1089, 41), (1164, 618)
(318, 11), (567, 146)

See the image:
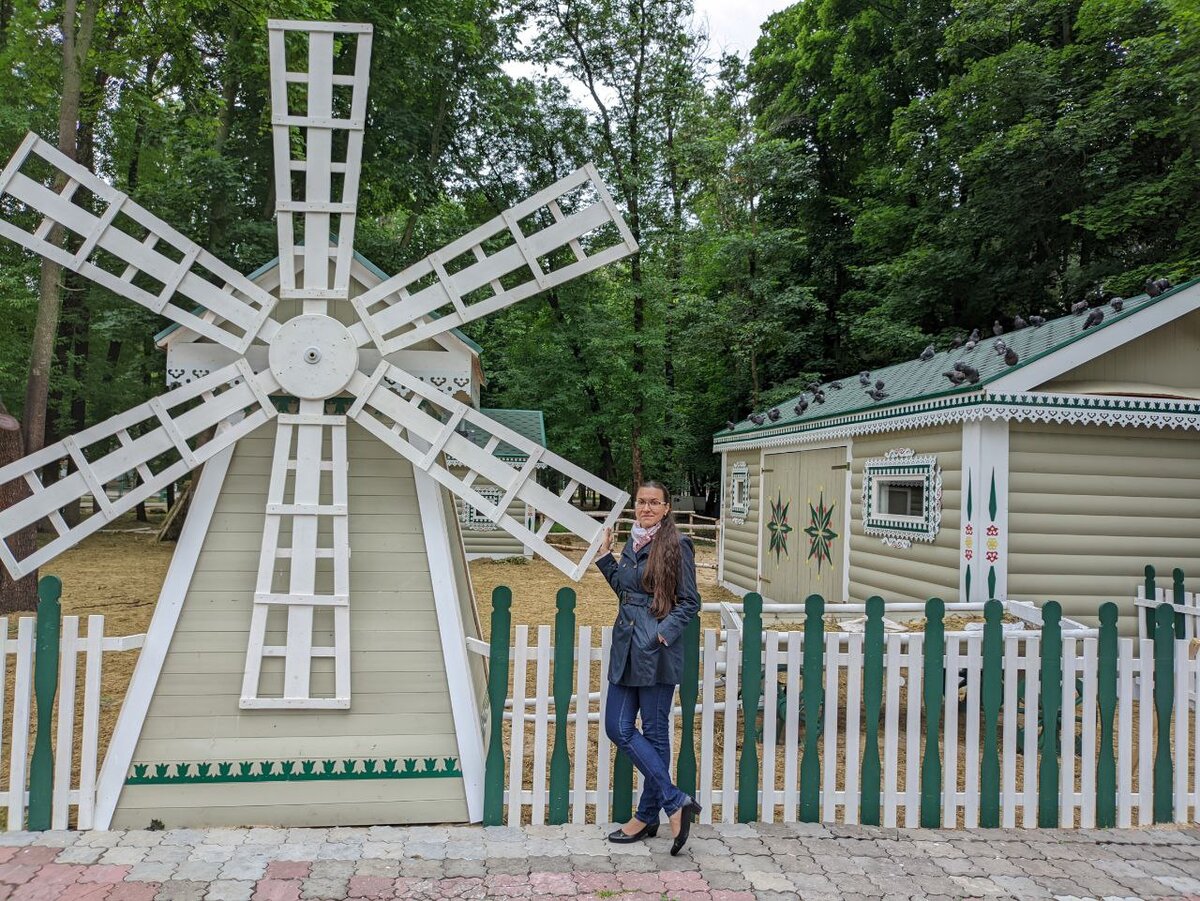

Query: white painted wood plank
(699, 629), (717, 824)
(963, 638), (981, 828)
(596, 628), (613, 825)
(822, 635), (839, 823)
(7, 618), (33, 830)
(882, 637), (901, 828)
(531, 625), (551, 826)
(1173, 645), (1189, 824)
(507, 625), (529, 827)
(761, 631), (780, 823)
(1079, 638), (1098, 829)
(1138, 638), (1153, 825)
(904, 636), (923, 828)
(782, 634), (801, 824)
(51, 616), (79, 830)
(1022, 637), (1040, 828)
(721, 629), (740, 823)
(572, 626), (592, 824)
(1060, 638), (1076, 827)
(943, 637), (961, 826)
(1001, 638), (1019, 828)
(1117, 639), (1134, 828)
(844, 634), (862, 824)
(76, 615), (104, 830)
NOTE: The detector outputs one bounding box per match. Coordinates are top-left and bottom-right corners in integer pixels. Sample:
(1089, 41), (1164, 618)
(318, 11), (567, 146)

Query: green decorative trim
(1037, 602), (1063, 828)
(919, 598), (945, 828)
(1096, 603), (1119, 828)
(737, 594), (763, 822)
(126, 757), (462, 785)
(484, 586), (513, 825)
(548, 587), (576, 825)
(859, 597), (885, 826)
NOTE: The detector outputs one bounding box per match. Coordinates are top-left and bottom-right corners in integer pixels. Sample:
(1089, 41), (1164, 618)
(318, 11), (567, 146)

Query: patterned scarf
(630, 522), (661, 554)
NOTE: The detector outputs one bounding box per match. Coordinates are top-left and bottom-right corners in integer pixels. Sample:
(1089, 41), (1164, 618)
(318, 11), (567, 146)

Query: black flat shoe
(606, 821), (659, 843)
(670, 798), (702, 856)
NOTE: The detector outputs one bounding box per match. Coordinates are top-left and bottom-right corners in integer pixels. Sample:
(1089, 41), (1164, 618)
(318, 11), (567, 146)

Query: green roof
(153, 248), (484, 356)
(462, 409), (547, 460)
(715, 277), (1200, 442)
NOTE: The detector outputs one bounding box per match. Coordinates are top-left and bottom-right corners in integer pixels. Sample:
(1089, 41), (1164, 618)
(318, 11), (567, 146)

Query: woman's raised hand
(604, 526), (615, 554)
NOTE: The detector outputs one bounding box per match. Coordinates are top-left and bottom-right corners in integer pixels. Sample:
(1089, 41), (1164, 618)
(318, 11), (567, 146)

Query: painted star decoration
(804, 490), (838, 573)
(767, 491), (792, 560)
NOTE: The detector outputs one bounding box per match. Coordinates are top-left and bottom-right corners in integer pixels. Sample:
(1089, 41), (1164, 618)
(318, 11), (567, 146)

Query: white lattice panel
(347, 364), (627, 580)
(0, 135), (278, 353)
(267, 20), (372, 301)
(0, 363), (279, 579)
(351, 164), (637, 354)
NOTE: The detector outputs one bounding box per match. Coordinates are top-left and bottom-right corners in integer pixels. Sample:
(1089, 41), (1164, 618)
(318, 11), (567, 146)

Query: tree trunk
(22, 0), (100, 458)
(0, 411), (37, 613)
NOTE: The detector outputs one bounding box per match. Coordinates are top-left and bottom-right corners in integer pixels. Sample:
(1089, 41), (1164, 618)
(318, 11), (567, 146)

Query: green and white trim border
(729, 461), (750, 525)
(861, 450), (943, 547)
(713, 391), (1200, 454)
(126, 756), (462, 786)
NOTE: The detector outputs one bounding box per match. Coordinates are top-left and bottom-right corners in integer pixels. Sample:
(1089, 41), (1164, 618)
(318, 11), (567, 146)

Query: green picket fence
(480, 587), (1200, 829)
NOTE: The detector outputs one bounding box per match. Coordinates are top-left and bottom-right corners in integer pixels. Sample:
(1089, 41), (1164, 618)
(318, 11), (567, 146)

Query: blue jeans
(604, 681), (689, 822)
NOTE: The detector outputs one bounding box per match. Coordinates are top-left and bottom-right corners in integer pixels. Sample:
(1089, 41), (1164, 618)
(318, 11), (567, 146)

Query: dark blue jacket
(595, 533), (701, 687)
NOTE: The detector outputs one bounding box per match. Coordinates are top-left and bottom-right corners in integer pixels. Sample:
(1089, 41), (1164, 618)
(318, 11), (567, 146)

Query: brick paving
(0, 823), (1196, 899)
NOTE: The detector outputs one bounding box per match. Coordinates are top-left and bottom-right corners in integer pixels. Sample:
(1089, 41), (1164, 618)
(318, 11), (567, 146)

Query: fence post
(28, 576), (62, 831)
(676, 616), (701, 799)
(1172, 568), (1186, 639)
(1144, 565), (1157, 639)
(860, 596), (885, 826)
(1152, 602), (1175, 823)
(738, 593), (763, 822)
(799, 593), (825, 822)
(979, 598), (1003, 827)
(1037, 601), (1062, 828)
(920, 597), (945, 828)
(483, 586), (513, 826)
(1095, 602), (1118, 828)
(548, 587), (576, 825)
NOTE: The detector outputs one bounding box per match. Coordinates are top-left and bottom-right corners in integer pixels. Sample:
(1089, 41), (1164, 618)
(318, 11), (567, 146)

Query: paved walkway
(0, 823), (1197, 900)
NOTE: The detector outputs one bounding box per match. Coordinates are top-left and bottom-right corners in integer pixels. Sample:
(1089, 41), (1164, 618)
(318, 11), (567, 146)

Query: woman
(596, 480), (703, 855)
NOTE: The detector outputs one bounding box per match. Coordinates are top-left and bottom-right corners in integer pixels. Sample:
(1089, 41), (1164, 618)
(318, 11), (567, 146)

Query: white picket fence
(0, 614), (143, 830)
(471, 624), (1200, 829)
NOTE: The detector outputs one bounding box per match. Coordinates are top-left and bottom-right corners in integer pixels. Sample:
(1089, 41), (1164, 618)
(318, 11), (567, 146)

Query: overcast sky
(692, 0), (794, 58)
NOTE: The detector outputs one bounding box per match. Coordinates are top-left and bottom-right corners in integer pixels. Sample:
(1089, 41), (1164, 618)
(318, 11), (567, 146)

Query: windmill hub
(268, 314), (358, 400)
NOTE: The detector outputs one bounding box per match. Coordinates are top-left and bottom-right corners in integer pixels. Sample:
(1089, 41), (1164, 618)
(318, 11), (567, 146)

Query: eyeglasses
(634, 499), (667, 508)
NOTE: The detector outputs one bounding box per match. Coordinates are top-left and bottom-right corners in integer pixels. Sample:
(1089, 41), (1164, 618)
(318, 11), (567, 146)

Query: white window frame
(461, 486), (502, 532)
(862, 450), (942, 545)
(729, 461), (750, 524)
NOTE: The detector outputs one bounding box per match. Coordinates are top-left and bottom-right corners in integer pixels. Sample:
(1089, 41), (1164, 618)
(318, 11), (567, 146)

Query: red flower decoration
(964, 550), (974, 561)
(986, 551), (999, 562)
(965, 524), (974, 535)
(986, 524), (999, 536)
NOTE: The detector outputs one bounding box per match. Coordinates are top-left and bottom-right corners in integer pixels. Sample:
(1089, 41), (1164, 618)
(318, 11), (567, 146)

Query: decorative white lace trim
(712, 392), (1200, 453)
(861, 453), (943, 544)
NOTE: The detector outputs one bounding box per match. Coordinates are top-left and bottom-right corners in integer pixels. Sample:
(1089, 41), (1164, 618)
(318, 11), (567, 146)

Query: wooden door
(761, 446), (847, 603)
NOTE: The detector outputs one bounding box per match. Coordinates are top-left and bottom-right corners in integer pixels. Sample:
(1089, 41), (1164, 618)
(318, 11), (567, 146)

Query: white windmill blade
(267, 20), (373, 301)
(349, 164), (638, 354)
(241, 411), (352, 710)
(0, 134), (278, 354)
(346, 363), (628, 581)
(0, 361), (279, 580)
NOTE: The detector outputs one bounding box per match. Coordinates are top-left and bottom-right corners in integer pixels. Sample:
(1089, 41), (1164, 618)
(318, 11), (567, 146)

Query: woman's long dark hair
(639, 480), (681, 619)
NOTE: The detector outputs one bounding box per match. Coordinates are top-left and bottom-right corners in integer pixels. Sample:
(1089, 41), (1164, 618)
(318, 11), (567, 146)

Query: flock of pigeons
(728, 276), (1175, 431)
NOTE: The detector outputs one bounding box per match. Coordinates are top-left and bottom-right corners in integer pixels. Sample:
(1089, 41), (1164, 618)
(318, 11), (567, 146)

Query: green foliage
(0, 0), (1196, 502)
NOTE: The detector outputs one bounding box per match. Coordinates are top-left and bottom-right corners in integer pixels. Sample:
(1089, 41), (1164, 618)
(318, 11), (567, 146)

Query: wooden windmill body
(0, 19), (633, 828)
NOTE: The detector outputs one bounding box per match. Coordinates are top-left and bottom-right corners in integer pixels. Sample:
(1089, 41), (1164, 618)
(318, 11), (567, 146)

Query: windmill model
(0, 20), (633, 828)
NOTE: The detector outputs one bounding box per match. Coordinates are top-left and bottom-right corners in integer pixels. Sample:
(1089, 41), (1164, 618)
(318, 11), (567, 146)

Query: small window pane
(880, 482), (924, 517)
